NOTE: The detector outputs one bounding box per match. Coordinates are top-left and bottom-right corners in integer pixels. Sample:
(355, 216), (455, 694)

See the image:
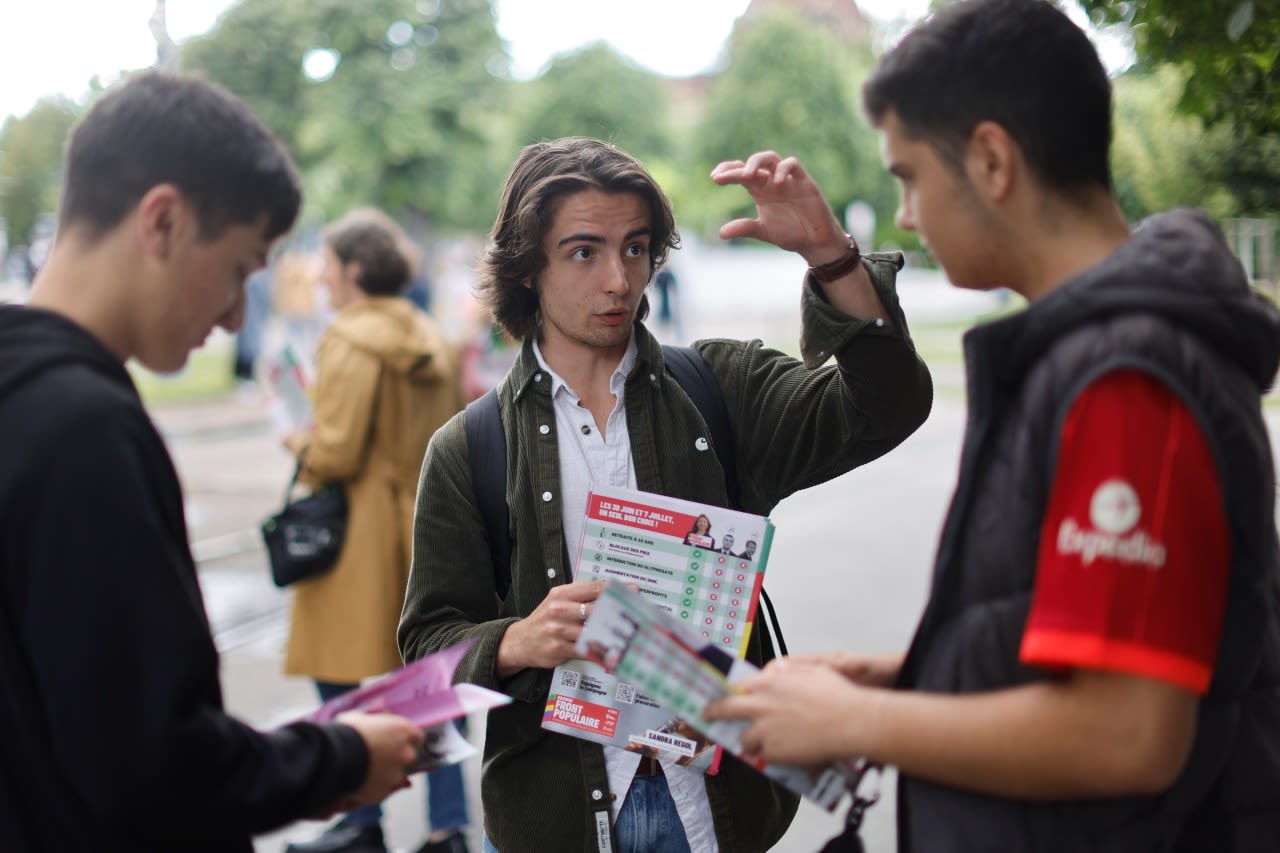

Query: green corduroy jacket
(399, 253), (932, 852)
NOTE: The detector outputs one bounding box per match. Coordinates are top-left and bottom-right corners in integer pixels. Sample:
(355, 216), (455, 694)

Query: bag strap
(659, 345), (739, 508)
(463, 346), (787, 656)
(281, 458), (305, 507)
(465, 387), (511, 599)
(661, 346), (789, 657)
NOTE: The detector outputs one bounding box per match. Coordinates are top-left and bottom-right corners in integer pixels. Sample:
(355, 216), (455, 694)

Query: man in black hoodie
(0, 71), (425, 852)
(707, 1), (1280, 851)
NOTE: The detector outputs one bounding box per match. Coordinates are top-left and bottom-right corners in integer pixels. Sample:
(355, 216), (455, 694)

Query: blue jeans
(483, 775), (691, 853)
(315, 681), (470, 831)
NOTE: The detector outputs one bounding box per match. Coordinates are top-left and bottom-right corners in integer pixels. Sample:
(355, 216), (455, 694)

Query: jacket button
(534, 373), (543, 382)
(539, 424), (550, 435)
(875, 318), (885, 327)
(542, 491), (553, 502)
(591, 789), (603, 800)
(546, 568), (557, 578)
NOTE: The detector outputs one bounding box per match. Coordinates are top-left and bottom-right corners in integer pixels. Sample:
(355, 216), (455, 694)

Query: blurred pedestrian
(705, 2), (1280, 850)
(233, 266), (272, 382)
(653, 265), (683, 341)
(0, 70), (423, 853)
(274, 249), (329, 366)
(281, 207), (469, 853)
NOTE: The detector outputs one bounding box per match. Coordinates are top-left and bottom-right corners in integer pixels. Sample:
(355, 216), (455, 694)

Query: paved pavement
(152, 245), (1280, 852)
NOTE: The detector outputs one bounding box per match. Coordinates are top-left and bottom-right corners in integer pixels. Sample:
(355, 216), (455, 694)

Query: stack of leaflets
(303, 639), (510, 772)
(577, 583), (867, 810)
(542, 485), (773, 774)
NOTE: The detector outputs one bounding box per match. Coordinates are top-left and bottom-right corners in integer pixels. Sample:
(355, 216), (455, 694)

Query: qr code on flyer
(614, 682), (637, 705)
(559, 670), (581, 690)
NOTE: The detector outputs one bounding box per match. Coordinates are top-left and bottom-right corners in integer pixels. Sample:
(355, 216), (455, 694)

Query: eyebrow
(556, 226), (652, 249)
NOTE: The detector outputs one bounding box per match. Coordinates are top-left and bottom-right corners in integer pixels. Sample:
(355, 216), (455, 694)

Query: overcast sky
(0, 0), (931, 122)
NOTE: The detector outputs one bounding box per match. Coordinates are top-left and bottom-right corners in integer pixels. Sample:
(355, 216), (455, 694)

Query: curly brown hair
(477, 137), (680, 341)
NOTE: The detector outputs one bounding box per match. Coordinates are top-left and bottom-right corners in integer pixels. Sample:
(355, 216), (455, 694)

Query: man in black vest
(707, 2), (1280, 851)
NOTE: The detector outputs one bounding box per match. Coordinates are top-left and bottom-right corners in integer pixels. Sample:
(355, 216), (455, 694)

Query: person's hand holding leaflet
(496, 579), (608, 678)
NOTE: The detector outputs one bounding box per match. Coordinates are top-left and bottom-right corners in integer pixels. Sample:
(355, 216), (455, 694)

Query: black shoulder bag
(260, 462), (348, 588)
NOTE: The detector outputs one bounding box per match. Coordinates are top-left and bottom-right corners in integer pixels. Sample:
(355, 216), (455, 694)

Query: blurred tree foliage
(511, 43), (675, 165)
(1079, 0), (1279, 221)
(1077, 0), (1278, 137)
(1112, 65), (1280, 221)
(680, 10), (902, 246)
(183, 0), (510, 231)
(0, 97), (81, 248)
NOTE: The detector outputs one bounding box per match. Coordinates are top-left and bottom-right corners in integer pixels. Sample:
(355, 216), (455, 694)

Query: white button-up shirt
(533, 337), (718, 853)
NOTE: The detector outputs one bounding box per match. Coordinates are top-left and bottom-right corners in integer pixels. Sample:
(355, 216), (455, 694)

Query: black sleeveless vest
(896, 210), (1280, 852)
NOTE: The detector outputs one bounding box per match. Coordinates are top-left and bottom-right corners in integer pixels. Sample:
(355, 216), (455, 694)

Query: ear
(964, 121), (1018, 203)
(522, 278), (534, 290)
(135, 184), (192, 261)
(342, 259), (363, 289)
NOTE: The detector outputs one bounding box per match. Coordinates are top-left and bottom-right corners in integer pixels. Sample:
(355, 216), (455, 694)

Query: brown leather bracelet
(808, 235), (862, 284)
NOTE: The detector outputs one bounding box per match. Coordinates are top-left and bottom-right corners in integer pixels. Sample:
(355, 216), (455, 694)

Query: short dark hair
(862, 0), (1113, 197)
(59, 71), (301, 243)
(323, 208), (420, 297)
(477, 137), (680, 341)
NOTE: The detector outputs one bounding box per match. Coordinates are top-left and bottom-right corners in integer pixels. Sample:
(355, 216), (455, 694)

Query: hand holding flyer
(576, 582), (868, 810)
(543, 485), (774, 773)
(303, 639), (510, 772)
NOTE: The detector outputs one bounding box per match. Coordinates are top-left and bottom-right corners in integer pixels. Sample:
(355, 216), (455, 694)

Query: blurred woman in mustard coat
(282, 208), (470, 853)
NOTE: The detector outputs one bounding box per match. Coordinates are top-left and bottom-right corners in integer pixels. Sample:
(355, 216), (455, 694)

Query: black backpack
(464, 344), (787, 656)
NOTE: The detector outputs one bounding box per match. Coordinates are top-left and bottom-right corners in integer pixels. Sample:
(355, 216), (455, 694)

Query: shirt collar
(531, 334), (639, 402)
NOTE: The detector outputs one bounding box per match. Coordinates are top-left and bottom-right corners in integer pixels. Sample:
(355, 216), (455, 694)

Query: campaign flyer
(542, 485), (774, 772)
(577, 583), (864, 810)
(304, 639), (511, 772)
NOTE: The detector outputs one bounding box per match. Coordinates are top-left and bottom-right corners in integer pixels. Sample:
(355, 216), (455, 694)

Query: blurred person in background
(0, 70), (422, 853)
(282, 207), (469, 853)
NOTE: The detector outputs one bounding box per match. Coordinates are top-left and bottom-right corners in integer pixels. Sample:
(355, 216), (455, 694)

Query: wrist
(495, 622), (527, 679)
(806, 235), (862, 284)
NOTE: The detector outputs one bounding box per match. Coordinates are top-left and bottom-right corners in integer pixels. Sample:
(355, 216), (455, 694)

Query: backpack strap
(660, 345), (740, 509)
(662, 345), (786, 656)
(464, 388), (512, 599)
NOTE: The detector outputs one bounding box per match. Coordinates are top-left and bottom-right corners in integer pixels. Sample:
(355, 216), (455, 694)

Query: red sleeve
(1020, 370), (1229, 694)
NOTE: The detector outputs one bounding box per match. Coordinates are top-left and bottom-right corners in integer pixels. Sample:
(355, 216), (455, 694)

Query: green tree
(511, 43), (674, 164)
(683, 11), (894, 244)
(0, 97), (81, 248)
(1110, 66), (1226, 220)
(1078, 0), (1279, 136)
(183, 0), (510, 230)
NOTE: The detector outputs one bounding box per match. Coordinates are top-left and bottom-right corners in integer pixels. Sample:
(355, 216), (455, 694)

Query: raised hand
(710, 151), (849, 265)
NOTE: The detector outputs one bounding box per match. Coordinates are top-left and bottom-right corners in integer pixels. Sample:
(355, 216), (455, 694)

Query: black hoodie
(0, 306), (368, 851)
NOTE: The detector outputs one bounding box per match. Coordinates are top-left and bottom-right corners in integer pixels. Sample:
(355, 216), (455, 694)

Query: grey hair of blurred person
(322, 208), (421, 297)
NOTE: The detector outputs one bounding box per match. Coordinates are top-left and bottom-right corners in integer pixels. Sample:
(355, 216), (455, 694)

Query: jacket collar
(508, 322), (663, 404)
